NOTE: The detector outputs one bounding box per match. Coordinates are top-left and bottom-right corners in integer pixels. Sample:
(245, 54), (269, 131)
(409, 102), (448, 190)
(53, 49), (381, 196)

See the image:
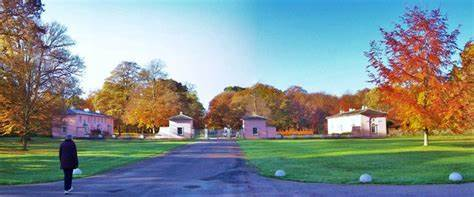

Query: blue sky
(42, 0), (473, 107)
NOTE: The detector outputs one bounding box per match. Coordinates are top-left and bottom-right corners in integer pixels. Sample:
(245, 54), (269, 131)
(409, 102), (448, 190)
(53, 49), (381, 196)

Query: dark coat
(59, 139), (79, 169)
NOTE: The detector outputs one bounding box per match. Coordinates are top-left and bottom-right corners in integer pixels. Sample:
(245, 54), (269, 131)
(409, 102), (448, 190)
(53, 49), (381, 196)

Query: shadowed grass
(238, 135), (474, 184)
(0, 137), (189, 185)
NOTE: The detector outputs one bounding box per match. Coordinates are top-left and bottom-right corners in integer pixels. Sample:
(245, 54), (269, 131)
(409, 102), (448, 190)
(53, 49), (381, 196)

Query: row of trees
(0, 4), (471, 149)
(205, 84), (381, 133)
(75, 61), (204, 136)
(0, 1), (84, 149)
(0, 1), (204, 148)
(205, 7), (473, 146)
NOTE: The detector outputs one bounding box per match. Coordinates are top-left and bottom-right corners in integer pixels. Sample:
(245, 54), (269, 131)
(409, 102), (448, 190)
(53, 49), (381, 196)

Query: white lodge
(326, 107), (387, 136)
(156, 112), (194, 139)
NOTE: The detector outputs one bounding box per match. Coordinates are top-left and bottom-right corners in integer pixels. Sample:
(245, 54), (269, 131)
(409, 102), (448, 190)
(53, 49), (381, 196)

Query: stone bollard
(449, 172), (463, 182)
(359, 173), (372, 183)
(275, 170), (286, 177)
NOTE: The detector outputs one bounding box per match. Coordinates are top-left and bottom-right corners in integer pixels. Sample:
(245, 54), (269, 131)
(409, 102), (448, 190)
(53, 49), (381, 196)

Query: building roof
(66, 108), (108, 117)
(326, 108), (387, 119)
(169, 112), (193, 121)
(242, 114), (267, 120)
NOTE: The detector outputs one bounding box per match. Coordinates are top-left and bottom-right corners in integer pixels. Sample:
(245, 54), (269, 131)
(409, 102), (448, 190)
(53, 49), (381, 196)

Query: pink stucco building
(241, 115), (277, 139)
(52, 108), (114, 138)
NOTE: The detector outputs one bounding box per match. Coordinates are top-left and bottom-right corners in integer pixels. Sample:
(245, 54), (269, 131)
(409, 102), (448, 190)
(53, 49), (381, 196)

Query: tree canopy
(93, 60), (204, 134)
(366, 7), (470, 145)
(0, 1), (84, 149)
(206, 83), (359, 133)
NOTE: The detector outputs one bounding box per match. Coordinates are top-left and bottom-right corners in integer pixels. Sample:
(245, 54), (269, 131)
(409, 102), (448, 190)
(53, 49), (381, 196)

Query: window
(371, 124), (377, 133)
(62, 126), (67, 133)
(84, 123), (89, 132)
(177, 127), (183, 136)
(252, 128), (258, 136)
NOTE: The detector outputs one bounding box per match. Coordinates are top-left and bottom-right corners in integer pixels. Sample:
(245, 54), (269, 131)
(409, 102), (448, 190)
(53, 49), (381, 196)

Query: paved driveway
(0, 140), (472, 196)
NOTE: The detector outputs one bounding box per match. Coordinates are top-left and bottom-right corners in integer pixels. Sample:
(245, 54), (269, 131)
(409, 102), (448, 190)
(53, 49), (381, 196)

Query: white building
(156, 112), (194, 139)
(326, 107), (387, 136)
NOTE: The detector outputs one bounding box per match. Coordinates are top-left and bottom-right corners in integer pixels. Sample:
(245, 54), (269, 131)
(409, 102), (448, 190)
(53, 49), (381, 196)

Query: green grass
(0, 137), (189, 185)
(238, 135), (474, 184)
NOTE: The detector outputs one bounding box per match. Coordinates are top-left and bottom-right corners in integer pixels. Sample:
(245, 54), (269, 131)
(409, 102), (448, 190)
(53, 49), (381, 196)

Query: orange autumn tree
(366, 7), (467, 146)
(446, 41), (474, 132)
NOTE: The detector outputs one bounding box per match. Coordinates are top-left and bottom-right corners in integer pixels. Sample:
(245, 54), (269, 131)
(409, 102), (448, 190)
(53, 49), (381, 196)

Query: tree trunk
(117, 124), (121, 136)
(21, 135), (29, 150)
(152, 127), (156, 134)
(423, 129), (429, 146)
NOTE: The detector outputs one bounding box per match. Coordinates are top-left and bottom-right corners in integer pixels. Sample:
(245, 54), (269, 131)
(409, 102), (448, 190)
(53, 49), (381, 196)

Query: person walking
(59, 134), (79, 195)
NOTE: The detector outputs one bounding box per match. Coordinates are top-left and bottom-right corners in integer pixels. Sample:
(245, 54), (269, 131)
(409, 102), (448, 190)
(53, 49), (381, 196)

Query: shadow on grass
(0, 137), (188, 185)
(243, 150), (473, 184)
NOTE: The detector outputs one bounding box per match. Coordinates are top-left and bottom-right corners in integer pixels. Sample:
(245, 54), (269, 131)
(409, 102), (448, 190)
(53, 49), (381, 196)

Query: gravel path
(0, 140), (472, 196)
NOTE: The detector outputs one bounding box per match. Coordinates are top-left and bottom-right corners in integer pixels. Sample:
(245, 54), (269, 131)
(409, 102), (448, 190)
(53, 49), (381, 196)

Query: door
(371, 124), (377, 134)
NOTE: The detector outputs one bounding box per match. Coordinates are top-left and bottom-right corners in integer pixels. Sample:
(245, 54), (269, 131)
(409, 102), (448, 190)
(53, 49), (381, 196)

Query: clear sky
(42, 0), (473, 108)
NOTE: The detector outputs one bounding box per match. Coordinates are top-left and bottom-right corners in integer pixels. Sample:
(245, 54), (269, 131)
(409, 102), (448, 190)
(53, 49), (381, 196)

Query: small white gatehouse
(326, 107), (387, 136)
(156, 112), (194, 139)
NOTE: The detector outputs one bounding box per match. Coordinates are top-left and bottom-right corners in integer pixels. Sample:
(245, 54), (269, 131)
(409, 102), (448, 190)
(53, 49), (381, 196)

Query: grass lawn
(0, 137), (189, 185)
(238, 135), (474, 184)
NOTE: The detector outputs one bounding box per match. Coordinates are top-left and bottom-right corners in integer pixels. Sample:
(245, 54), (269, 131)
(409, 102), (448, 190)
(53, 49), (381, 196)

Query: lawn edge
(236, 140), (473, 185)
(0, 140), (193, 186)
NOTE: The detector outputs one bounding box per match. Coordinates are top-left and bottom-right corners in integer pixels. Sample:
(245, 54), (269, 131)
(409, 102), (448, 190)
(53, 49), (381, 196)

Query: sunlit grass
(238, 135), (474, 184)
(0, 137), (189, 185)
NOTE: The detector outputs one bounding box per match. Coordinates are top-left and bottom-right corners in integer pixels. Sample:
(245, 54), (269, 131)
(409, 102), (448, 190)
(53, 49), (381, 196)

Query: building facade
(241, 115), (277, 139)
(326, 107), (387, 136)
(52, 108), (114, 138)
(156, 112), (194, 139)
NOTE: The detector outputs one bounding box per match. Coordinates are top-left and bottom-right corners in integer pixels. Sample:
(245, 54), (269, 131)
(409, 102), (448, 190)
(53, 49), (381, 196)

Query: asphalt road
(0, 140), (472, 196)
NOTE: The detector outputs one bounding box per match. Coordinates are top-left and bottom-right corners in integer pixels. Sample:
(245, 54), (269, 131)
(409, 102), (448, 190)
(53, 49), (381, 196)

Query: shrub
(278, 130), (314, 136)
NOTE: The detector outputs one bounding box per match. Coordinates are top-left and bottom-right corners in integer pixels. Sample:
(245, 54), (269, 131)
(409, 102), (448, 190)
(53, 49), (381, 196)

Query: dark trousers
(63, 169), (73, 191)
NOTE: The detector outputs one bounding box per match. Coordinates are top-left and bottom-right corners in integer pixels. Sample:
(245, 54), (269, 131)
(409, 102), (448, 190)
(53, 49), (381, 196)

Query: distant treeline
(1, 3), (472, 150)
(205, 84), (386, 133)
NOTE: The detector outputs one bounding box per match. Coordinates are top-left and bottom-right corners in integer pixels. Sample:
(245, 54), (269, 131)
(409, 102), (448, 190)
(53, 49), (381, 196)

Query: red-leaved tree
(366, 7), (469, 146)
